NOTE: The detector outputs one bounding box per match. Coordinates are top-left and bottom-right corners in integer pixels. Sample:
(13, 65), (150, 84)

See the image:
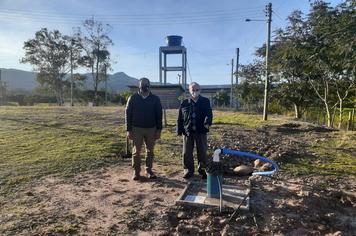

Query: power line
(186, 57), (193, 83)
(0, 13), (263, 22)
(0, 6), (264, 18)
(182, 41), (193, 83)
(0, 7), (265, 26)
(0, 15), (264, 26)
(0, 14), (263, 25)
(0, 11), (263, 19)
(272, 10), (284, 22)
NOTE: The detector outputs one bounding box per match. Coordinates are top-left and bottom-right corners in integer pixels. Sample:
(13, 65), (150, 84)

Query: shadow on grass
(276, 123), (335, 134)
(214, 121), (242, 126)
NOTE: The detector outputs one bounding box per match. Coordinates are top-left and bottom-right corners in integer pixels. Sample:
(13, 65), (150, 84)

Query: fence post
(164, 109), (167, 127)
(346, 110), (354, 131)
(352, 109), (355, 130)
(348, 109), (355, 131)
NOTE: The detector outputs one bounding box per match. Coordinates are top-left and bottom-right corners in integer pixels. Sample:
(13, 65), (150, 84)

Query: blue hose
(221, 148), (279, 176)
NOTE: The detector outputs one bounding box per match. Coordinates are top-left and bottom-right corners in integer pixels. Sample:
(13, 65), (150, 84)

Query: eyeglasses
(192, 89), (200, 91)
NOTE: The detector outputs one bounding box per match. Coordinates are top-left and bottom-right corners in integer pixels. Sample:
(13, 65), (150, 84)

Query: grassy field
(284, 131), (356, 177)
(0, 107), (126, 196)
(1, 106), (356, 235)
(1, 106), (355, 196)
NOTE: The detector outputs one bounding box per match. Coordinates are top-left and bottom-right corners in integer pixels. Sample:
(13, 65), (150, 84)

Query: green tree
(21, 28), (70, 105)
(235, 60), (265, 111)
(78, 18), (114, 105)
(272, 82), (316, 118)
(213, 90), (230, 107)
(265, 10), (317, 118)
(235, 82), (264, 112)
(306, 0), (356, 127)
(253, 1), (355, 126)
(237, 60), (265, 84)
(120, 91), (134, 104)
(63, 31), (85, 105)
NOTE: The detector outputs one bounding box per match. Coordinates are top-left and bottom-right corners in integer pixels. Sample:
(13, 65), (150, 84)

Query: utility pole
(235, 48), (239, 85)
(235, 48), (240, 109)
(263, 2), (272, 121)
(230, 58), (234, 109)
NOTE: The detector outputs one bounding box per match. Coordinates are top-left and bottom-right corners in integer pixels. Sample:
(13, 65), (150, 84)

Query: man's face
(189, 84), (200, 98)
(139, 80), (150, 92)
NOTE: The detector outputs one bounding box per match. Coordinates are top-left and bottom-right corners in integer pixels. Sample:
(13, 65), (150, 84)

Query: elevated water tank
(166, 35), (182, 46)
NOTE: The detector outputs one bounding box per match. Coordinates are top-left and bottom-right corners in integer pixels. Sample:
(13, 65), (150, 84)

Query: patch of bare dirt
(1, 164), (190, 235)
(1, 121), (355, 235)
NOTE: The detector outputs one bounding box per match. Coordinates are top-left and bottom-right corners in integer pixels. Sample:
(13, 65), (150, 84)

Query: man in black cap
(177, 82), (213, 179)
(126, 78), (163, 181)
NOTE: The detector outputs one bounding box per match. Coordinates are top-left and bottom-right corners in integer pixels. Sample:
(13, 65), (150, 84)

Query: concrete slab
(175, 181), (250, 211)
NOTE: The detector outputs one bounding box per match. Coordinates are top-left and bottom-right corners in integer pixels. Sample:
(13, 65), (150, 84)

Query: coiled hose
(221, 148), (279, 176)
(208, 148), (279, 212)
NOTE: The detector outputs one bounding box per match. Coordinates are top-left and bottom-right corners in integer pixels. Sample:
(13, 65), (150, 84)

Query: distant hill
(0, 68), (37, 91)
(83, 72), (139, 92)
(0, 68), (139, 93)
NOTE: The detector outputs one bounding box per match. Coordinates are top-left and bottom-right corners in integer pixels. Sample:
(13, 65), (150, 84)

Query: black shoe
(146, 169), (157, 179)
(183, 171), (193, 179)
(146, 171), (157, 179)
(200, 172), (207, 180)
(132, 171), (140, 181)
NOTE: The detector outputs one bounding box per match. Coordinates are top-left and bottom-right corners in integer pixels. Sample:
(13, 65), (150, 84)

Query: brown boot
(132, 171), (140, 181)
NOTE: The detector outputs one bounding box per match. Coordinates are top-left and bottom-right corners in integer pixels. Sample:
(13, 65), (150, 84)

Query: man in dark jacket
(126, 78), (163, 181)
(177, 82), (213, 179)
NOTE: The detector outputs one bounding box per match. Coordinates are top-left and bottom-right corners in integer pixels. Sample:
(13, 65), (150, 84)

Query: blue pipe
(221, 148), (279, 176)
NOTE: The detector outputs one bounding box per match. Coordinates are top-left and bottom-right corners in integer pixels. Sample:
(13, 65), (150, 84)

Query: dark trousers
(183, 133), (207, 174)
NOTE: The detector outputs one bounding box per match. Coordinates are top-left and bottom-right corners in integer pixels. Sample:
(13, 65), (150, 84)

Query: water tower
(159, 35), (187, 90)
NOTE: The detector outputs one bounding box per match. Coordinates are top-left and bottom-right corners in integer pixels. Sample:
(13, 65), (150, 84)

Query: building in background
(128, 84), (184, 109)
(129, 84), (231, 109)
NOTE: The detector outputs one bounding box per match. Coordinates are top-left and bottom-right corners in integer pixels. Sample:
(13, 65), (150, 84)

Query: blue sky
(0, 0), (342, 85)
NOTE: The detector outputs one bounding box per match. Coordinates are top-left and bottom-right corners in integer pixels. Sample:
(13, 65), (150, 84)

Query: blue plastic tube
(221, 148), (279, 176)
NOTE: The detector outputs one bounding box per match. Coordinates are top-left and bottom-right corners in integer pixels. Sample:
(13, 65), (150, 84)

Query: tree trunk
(338, 99), (343, 129)
(309, 78), (333, 127)
(94, 46), (100, 106)
(325, 101), (331, 127)
(331, 106), (336, 128)
(91, 60), (96, 105)
(55, 75), (62, 106)
(293, 103), (301, 119)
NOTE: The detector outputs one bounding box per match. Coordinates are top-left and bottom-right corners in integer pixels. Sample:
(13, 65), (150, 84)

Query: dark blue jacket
(177, 96), (213, 136)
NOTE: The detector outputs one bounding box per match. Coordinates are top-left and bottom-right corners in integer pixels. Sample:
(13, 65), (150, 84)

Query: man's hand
(155, 131), (161, 140)
(127, 131), (133, 140)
